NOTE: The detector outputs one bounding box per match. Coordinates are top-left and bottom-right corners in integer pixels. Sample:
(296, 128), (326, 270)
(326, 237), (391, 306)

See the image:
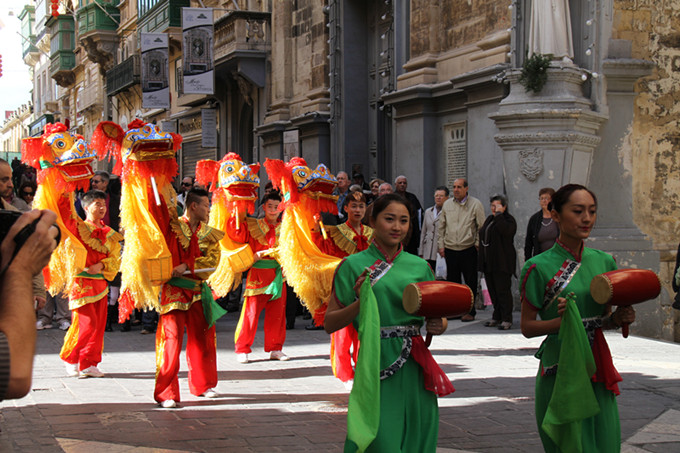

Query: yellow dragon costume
(195, 152), (260, 298)
(90, 119), (183, 321)
(263, 157), (340, 324)
(21, 122), (106, 294)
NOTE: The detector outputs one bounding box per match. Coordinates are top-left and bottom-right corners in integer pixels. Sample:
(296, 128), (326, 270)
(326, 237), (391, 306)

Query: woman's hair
(369, 178), (384, 188)
(370, 193), (410, 221)
(539, 187), (555, 197)
(549, 184), (597, 213)
(490, 193), (508, 208)
(343, 190), (367, 208)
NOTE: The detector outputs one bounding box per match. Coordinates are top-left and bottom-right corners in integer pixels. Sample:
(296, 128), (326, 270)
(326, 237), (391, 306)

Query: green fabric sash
(542, 293), (600, 453)
(345, 277), (380, 453)
(252, 258), (283, 300)
(167, 277), (227, 328)
(76, 271), (104, 279)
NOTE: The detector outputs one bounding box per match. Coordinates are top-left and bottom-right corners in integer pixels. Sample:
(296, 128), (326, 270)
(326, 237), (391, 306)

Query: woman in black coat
(478, 194), (517, 330)
(524, 187), (558, 261)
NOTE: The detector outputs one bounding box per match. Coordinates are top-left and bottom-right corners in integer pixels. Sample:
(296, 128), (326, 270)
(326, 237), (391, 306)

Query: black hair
(435, 185), (450, 196)
(549, 184), (597, 213)
(343, 189), (367, 208)
(490, 193), (508, 208)
(262, 190), (282, 204)
(370, 193), (410, 221)
(81, 189), (107, 208)
(185, 188), (210, 208)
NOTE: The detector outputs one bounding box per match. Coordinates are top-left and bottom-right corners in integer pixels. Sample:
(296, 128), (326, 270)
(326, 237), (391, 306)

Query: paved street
(1, 308), (679, 452)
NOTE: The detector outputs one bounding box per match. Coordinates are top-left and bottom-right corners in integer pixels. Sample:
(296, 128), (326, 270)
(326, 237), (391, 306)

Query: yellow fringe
(33, 171), (87, 295)
(207, 201), (247, 297)
(276, 207), (341, 317)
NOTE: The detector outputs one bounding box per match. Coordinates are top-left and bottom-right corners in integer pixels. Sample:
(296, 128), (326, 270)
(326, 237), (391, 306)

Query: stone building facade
(12, 0), (679, 340)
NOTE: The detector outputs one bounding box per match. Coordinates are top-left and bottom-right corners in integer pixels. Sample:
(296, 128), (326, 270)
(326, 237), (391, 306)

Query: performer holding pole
(154, 188), (224, 408)
(520, 184), (636, 452)
(60, 190), (123, 378)
(228, 190), (289, 364)
(325, 193), (453, 452)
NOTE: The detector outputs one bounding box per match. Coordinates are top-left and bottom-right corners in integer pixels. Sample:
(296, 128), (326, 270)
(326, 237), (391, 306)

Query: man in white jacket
(419, 186), (449, 272)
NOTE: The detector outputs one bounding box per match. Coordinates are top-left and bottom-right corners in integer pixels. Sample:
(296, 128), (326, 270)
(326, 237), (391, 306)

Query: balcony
(138, 0), (189, 34)
(78, 78), (104, 113)
(48, 15), (76, 87)
(214, 10), (270, 88)
(18, 5), (39, 63)
(106, 55), (141, 96)
(77, 1), (120, 72)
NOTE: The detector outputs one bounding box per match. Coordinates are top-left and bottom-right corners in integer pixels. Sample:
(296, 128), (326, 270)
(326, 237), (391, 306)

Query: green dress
(333, 243), (438, 452)
(520, 241), (620, 453)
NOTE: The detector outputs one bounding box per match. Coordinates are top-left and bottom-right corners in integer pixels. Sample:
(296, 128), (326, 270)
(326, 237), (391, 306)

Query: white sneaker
(79, 366), (105, 378)
(36, 320), (52, 330)
(58, 320), (71, 331)
(160, 399), (177, 408)
(201, 388), (219, 398)
(65, 362), (79, 377)
(343, 379), (354, 391)
(236, 353), (249, 364)
(270, 350), (289, 361)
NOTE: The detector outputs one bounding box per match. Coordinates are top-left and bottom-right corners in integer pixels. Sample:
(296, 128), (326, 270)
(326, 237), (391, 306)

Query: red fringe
(196, 159), (220, 191)
(118, 290), (136, 323)
(121, 158), (178, 184)
(21, 137), (48, 169)
(91, 121), (125, 168)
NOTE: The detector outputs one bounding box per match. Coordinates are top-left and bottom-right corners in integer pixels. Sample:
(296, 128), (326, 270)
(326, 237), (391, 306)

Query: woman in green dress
(325, 193), (453, 453)
(520, 184), (636, 452)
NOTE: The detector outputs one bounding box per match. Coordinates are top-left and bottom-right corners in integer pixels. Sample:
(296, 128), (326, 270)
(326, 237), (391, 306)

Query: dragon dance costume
(155, 216), (223, 403)
(228, 215), (287, 355)
(520, 239), (622, 453)
(21, 122), (123, 372)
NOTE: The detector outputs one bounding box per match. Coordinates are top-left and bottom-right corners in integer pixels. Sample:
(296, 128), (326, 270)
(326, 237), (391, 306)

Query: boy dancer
(229, 191), (288, 363)
(155, 189), (224, 408)
(60, 190), (123, 378)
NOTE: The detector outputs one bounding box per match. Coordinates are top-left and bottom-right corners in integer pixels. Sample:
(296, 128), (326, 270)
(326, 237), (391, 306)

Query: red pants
(154, 301), (217, 403)
(60, 297), (107, 370)
(234, 289), (287, 354)
(330, 324), (359, 383)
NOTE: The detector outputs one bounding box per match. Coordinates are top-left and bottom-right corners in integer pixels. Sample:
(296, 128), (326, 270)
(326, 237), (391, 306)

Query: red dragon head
(196, 152), (260, 214)
(21, 122), (100, 191)
(263, 157), (338, 215)
(91, 119), (182, 183)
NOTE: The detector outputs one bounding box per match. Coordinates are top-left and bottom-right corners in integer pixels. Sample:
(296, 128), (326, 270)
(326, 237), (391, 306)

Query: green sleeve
(520, 260), (545, 310)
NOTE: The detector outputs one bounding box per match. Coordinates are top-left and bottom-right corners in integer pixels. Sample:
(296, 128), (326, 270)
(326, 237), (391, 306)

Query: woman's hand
(425, 317), (448, 336)
(612, 306), (635, 327)
(556, 297), (568, 317)
(353, 269), (369, 298)
(87, 262), (104, 274)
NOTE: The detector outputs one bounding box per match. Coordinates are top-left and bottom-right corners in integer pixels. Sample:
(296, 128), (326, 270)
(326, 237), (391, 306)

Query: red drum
(403, 281), (474, 319)
(590, 269), (661, 306)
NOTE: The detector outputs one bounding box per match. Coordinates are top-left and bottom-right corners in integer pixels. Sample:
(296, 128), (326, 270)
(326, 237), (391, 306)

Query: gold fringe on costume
(118, 176), (175, 311)
(276, 207), (340, 318)
(207, 199), (250, 297)
(33, 171), (87, 294)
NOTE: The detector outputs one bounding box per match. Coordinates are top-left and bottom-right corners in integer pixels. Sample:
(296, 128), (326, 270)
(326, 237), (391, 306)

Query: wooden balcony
(106, 55), (141, 96)
(48, 15), (76, 87)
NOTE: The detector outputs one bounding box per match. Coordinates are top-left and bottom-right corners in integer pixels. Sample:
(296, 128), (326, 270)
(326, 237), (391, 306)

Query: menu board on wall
(444, 122), (467, 189)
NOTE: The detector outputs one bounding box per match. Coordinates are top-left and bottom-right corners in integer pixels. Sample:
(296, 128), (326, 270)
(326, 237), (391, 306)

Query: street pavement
(1, 307), (679, 452)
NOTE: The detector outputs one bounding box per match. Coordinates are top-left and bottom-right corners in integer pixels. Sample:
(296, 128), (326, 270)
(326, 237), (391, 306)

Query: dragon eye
(55, 140), (66, 149)
(143, 126), (152, 133)
(298, 170), (307, 178)
(226, 166), (234, 172)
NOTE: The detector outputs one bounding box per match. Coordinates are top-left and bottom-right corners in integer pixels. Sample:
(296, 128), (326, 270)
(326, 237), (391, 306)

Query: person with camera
(0, 209), (60, 400)
(59, 190), (123, 379)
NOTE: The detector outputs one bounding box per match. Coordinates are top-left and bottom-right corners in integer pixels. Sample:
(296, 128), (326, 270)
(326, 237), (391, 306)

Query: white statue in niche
(528, 0), (574, 62)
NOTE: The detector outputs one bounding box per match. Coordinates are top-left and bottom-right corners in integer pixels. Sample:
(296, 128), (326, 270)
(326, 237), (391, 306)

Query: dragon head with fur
(91, 119), (183, 320)
(194, 153), (261, 297)
(21, 123), (104, 293)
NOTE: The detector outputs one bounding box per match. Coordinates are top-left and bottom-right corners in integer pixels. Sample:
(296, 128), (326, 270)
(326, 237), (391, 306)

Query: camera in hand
(0, 210), (62, 259)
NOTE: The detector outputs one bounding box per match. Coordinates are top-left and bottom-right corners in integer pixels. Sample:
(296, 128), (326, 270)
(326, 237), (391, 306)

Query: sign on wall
(444, 122), (467, 189)
(182, 8), (214, 95)
(201, 108), (217, 148)
(141, 33), (170, 109)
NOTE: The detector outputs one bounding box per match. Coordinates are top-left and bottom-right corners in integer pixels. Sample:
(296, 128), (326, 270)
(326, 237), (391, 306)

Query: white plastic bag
(435, 255), (447, 280)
